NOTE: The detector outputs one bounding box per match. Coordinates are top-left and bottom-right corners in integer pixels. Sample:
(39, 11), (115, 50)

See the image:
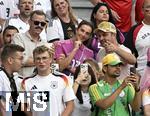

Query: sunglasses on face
(32, 20), (46, 27)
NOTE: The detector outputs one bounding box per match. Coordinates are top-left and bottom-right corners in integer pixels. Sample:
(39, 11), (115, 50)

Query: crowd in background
(0, 0), (150, 116)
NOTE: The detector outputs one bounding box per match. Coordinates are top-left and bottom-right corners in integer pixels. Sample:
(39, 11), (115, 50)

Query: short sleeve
(127, 84), (135, 103)
(62, 77), (76, 102)
(0, 75), (4, 96)
(142, 89), (150, 106)
(89, 84), (102, 105)
(46, 19), (62, 42)
(54, 42), (65, 59)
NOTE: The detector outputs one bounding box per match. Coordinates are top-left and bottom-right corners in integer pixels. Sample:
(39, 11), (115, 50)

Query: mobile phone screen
(51, 63), (59, 72)
(130, 67), (136, 75)
(80, 63), (88, 74)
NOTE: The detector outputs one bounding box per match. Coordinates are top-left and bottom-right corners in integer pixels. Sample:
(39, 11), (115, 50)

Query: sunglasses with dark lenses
(32, 20), (46, 27)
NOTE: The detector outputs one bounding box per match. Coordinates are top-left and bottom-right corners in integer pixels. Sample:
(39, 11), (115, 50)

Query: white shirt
(23, 72), (76, 116)
(0, 0), (19, 19)
(0, 70), (22, 95)
(72, 91), (91, 116)
(8, 17), (30, 33)
(135, 22), (150, 76)
(142, 89), (150, 106)
(0, 69), (23, 116)
(46, 18), (82, 42)
(33, 0), (51, 14)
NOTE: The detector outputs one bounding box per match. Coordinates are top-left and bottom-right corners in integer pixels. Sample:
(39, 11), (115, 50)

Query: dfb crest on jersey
(50, 81), (58, 89)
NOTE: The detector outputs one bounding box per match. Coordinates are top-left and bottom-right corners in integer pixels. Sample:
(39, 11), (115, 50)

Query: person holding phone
(89, 53), (141, 116)
(72, 63), (97, 116)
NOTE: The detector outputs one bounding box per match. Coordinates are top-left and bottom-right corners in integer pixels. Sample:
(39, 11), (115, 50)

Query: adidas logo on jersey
(19, 27), (23, 30)
(31, 85), (37, 90)
(36, 2), (41, 6)
(0, 1), (4, 5)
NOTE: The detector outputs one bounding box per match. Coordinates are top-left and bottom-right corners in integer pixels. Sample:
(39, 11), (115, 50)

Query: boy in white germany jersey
(21, 45), (75, 116)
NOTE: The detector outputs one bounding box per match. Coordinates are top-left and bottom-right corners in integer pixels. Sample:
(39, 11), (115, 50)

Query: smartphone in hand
(130, 67), (136, 82)
(80, 63), (88, 74)
(130, 67), (136, 75)
(51, 63), (59, 73)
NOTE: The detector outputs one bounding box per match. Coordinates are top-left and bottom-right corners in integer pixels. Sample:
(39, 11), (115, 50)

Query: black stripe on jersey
(18, 76), (23, 79)
(52, 71), (67, 78)
(21, 73), (37, 90)
(0, 67), (12, 78)
(53, 73), (63, 77)
(22, 73), (37, 85)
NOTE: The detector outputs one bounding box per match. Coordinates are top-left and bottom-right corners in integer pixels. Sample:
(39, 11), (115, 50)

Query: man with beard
(5, 0), (33, 33)
(12, 10), (47, 77)
(89, 53), (141, 116)
(2, 26), (19, 45)
(96, 21), (136, 79)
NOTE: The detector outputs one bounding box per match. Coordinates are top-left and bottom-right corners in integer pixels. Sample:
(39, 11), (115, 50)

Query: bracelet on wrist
(75, 80), (80, 85)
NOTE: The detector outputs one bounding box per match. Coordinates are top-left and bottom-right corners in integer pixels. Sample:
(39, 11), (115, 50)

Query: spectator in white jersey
(22, 45), (75, 116)
(5, 0), (33, 33)
(124, 0), (150, 77)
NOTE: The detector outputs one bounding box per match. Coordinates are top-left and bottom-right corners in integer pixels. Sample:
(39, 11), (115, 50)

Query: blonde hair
(51, 0), (78, 25)
(33, 45), (53, 59)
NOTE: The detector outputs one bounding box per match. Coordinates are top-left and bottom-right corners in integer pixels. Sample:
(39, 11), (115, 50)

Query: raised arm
(56, 41), (81, 71)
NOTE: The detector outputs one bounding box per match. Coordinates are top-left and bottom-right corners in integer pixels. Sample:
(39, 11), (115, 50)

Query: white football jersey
(0, 0), (19, 19)
(33, 0), (51, 13)
(8, 17), (30, 33)
(22, 72), (76, 116)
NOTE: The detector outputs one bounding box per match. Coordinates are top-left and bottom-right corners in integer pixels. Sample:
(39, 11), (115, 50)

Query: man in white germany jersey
(0, 44), (25, 116)
(21, 45), (75, 116)
(6, 0), (33, 33)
